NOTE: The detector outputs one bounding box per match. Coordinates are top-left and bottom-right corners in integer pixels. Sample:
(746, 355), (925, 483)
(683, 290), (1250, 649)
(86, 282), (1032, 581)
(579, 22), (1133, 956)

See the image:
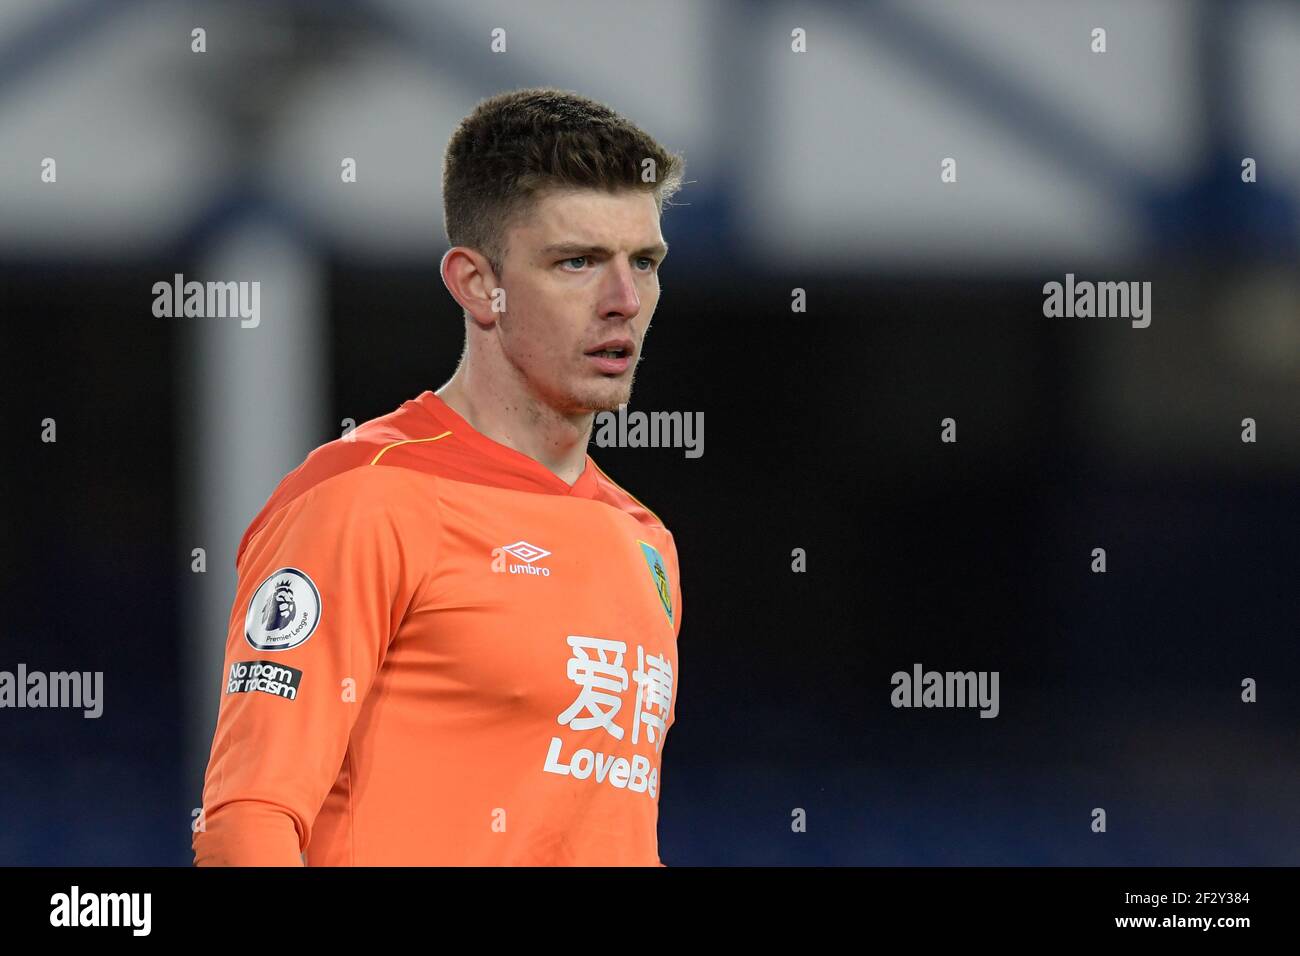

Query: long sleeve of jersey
(193, 466), (428, 866)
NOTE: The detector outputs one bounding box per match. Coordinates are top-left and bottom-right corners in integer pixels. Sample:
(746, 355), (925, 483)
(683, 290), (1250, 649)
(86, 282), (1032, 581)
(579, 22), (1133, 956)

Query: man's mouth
(584, 340), (635, 373)
(584, 339), (634, 359)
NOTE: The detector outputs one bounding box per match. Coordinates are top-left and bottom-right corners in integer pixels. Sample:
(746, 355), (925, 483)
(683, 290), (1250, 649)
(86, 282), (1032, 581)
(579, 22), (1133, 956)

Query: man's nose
(600, 260), (641, 319)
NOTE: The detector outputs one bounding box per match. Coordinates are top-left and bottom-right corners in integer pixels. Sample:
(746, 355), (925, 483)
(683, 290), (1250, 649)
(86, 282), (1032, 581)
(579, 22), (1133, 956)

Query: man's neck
(435, 372), (592, 487)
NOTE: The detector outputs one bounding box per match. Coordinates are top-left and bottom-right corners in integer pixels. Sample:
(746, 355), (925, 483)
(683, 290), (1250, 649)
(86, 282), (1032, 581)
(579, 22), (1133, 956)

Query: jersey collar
(417, 391), (599, 499)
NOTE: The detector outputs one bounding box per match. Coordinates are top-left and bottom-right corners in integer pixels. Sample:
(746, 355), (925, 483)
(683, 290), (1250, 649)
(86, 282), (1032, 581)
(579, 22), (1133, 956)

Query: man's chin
(572, 384), (633, 415)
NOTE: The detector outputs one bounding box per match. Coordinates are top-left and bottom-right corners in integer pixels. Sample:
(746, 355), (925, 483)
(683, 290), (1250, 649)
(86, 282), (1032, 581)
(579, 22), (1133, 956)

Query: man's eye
(635, 257), (656, 271)
(562, 256), (587, 269)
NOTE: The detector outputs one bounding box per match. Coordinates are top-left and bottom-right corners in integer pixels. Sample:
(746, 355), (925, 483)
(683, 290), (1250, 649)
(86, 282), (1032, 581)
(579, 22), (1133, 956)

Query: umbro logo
(502, 541), (551, 563)
(492, 541), (553, 577)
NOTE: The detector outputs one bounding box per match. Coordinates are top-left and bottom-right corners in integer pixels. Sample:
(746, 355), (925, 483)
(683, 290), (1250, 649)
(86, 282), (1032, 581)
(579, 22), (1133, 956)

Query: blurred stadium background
(1, 0), (1297, 864)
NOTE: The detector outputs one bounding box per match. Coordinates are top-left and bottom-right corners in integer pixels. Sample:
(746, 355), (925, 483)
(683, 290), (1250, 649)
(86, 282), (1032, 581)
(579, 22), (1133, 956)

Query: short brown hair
(442, 87), (686, 276)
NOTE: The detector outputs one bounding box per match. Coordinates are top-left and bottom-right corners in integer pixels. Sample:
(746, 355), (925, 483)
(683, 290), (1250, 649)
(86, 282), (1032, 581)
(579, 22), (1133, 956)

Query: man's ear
(441, 246), (501, 328)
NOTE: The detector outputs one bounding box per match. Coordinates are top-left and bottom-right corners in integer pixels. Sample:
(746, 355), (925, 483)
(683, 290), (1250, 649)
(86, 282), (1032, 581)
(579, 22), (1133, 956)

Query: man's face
(492, 187), (667, 415)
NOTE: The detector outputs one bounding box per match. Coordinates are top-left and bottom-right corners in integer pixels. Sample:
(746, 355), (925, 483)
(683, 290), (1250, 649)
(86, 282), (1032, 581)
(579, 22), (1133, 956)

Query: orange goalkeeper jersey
(193, 391), (681, 866)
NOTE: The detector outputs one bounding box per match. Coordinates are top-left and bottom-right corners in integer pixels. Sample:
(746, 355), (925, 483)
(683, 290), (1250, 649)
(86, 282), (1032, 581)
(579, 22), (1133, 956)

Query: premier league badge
(244, 567), (321, 652)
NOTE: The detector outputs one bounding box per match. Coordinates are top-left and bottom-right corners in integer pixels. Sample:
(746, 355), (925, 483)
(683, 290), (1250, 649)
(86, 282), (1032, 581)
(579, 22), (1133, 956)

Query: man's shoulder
(236, 398), (442, 565)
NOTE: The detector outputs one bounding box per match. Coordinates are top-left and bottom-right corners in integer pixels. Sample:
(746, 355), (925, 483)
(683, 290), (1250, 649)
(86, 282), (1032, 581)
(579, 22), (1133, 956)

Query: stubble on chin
(550, 357), (633, 414)
(574, 374), (635, 414)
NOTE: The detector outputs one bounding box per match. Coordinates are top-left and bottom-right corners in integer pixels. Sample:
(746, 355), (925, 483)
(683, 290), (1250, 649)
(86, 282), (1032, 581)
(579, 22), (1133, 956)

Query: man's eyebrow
(539, 240), (669, 258)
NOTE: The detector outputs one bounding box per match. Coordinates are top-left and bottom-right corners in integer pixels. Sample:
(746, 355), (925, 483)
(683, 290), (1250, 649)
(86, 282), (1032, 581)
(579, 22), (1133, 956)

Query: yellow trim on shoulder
(369, 430), (453, 466)
(591, 459), (665, 527)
